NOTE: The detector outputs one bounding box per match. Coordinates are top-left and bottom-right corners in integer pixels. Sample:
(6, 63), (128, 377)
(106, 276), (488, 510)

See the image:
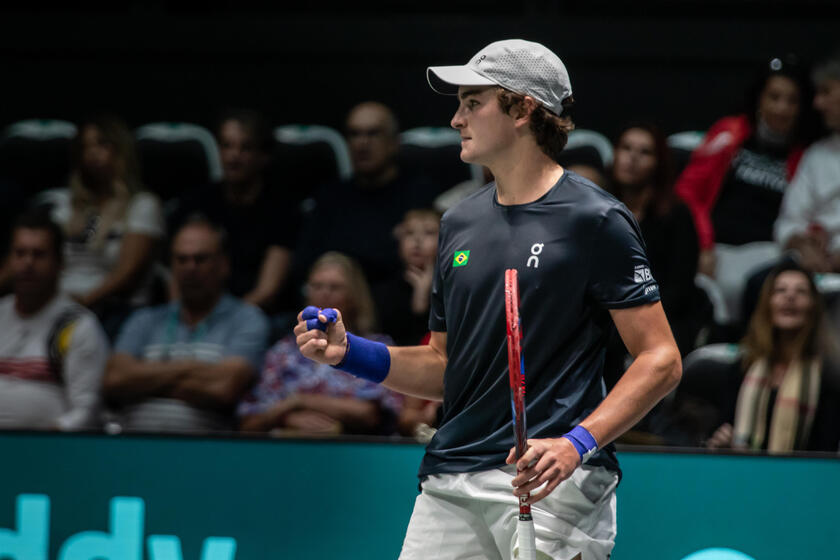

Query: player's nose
(451, 107), (466, 129)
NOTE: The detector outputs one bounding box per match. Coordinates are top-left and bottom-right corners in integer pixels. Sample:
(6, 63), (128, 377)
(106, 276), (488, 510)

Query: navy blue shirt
(420, 171), (660, 479)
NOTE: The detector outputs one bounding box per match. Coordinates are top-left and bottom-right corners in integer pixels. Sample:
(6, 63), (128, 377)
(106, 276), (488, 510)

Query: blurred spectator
(396, 333), (441, 441)
(398, 395), (441, 441)
(374, 209), (441, 346)
(694, 263), (840, 452)
(434, 166), (494, 212)
(675, 57), (811, 318)
(775, 51), (840, 273)
(104, 218), (269, 433)
(239, 252), (402, 435)
(169, 109), (296, 310)
(0, 211), (108, 430)
(38, 115), (164, 338)
(295, 102), (439, 286)
(607, 122), (707, 355)
(0, 178), (26, 294)
(567, 164), (606, 188)
(557, 137), (610, 189)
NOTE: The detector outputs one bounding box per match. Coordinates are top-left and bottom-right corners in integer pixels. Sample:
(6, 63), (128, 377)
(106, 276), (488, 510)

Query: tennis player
(295, 39), (682, 560)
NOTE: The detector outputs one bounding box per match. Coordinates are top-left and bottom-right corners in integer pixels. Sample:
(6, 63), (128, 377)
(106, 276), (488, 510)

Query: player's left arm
(583, 301), (681, 443)
(510, 301), (681, 503)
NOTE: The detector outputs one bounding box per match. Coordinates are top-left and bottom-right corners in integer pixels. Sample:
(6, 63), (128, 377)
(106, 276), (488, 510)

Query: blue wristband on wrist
(332, 333), (390, 383)
(562, 425), (599, 463)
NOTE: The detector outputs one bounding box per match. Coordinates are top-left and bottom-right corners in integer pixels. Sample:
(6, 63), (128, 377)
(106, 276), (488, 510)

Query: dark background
(1, 1), (839, 139)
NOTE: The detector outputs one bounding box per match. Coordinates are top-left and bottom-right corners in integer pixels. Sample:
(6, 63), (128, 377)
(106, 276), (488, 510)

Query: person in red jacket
(676, 57), (810, 278)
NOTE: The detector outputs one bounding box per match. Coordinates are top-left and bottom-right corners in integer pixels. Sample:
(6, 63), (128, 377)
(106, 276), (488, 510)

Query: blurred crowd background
(1, 2), (839, 455)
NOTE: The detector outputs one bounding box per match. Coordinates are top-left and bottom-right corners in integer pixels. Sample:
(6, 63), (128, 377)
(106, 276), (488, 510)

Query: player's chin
(459, 147), (479, 164)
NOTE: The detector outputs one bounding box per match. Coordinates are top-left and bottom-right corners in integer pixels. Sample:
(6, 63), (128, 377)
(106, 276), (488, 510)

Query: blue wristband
(332, 333), (390, 383)
(562, 425), (598, 463)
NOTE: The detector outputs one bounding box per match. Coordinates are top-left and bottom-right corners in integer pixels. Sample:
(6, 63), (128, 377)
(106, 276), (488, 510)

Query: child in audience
(374, 209), (441, 346)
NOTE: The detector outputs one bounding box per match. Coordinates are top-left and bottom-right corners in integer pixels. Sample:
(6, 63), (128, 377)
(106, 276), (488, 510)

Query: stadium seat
(668, 130), (705, 176)
(135, 122), (222, 204)
(557, 128), (614, 170)
(665, 343), (740, 445)
(694, 273), (731, 326)
(0, 119), (77, 197)
(399, 127), (483, 193)
(270, 124), (352, 205)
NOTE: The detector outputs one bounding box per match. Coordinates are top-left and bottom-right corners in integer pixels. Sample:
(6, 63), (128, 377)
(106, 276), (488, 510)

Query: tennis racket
(504, 268), (537, 560)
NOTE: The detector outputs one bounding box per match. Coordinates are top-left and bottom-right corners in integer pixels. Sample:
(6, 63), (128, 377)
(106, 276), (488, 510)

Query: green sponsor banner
(0, 432), (837, 559)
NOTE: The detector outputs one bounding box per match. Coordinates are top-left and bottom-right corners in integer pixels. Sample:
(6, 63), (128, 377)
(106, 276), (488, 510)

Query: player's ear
(513, 96), (538, 126)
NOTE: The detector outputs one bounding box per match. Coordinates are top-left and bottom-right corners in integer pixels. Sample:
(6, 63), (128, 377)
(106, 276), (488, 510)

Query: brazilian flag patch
(453, 250), (470, 267)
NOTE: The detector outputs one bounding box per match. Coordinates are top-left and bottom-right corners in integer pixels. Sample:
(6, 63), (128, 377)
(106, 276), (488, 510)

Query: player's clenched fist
(294, 306), (348, 366)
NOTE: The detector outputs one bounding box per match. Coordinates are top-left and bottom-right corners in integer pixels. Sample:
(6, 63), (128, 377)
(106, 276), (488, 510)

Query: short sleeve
(774, 152), (817, 247)
(58, 313), (109, 430)
(114, 308), (157, 357)
(587, 204), (661, 309)
(223, 304), (270, 370)
(428, 226), (447, 332)
(125, 192), (165, 238)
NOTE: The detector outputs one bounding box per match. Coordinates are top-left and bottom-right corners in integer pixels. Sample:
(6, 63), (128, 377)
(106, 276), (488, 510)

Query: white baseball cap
(427, 39), (573, 116)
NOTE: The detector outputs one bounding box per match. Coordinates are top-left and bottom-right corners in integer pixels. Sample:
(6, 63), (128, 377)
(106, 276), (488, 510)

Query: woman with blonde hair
(704, 262), (840, 452)
(39, 115), (164, 336)
(238, 251), (401, 435)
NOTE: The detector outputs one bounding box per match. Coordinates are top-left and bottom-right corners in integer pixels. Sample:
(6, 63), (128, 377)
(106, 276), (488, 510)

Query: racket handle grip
(517, 517), (537, 560)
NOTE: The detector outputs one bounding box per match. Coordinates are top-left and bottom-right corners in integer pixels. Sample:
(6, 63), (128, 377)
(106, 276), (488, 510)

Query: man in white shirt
(775, 51), (840, 272)
(0, 211), (109, 430)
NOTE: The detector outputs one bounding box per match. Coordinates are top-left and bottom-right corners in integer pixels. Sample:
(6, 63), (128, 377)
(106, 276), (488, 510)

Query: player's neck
(14, 290), (56, 318)
(491, 142), (564, 206)
(224, 177), (264, 205)
(355, 164), (399, 189)
(180, 293), (223, 327)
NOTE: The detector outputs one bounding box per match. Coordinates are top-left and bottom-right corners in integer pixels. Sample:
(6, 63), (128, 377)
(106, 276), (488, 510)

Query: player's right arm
(294, 308), (446, 401)
(384, 333), (446, 400)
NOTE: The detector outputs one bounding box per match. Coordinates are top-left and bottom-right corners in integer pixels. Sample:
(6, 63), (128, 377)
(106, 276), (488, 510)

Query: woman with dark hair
(607, 122), (706, 357)
(39, 115), (164, 337)
(675, 57), (813, 321)
(703, 262), (840, 452)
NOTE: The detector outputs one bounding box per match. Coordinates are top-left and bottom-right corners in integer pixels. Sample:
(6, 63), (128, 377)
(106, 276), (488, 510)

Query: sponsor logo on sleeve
(634, 265), (659, 295)
(634, 265), (653, 283)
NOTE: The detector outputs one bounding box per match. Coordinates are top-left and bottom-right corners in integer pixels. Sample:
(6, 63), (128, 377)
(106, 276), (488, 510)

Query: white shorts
(399, 464), (618, 560)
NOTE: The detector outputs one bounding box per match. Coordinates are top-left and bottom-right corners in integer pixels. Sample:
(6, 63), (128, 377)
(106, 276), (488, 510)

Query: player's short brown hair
(496, 88), (575, 162)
